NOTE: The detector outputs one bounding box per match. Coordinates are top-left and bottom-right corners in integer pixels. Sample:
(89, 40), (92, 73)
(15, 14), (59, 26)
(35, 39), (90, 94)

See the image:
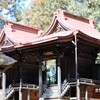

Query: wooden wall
(80, 85), (94, 98)
(14, 89), (38, 100)
(78, 57), (94, 79)
(6, 51), (39, 87)
(97, 65), (100, 80)
(22, 89), (38, 100)
(80, 85), (100, 99)
(61, 55), (75, 82)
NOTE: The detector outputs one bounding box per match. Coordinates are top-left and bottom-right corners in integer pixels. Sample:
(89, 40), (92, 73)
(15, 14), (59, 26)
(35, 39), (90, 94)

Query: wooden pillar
(27, 88), (30, 100)
(77, 77), (80, 100)
(85, 86), (88, 100)
(19, 79), (22, 100)
(2, 72), (6, 100)
(74, 34), (80, 100)
(12, 92), (15, 100)
(57, 56), (61, 98)
(39, 60), (42, 98)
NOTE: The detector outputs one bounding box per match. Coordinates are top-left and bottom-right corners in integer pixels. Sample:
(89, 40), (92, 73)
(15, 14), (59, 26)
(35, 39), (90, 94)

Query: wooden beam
(19, 79), (22, 100)
(2, 72), (6, 100)
(74, 34), (80, 100)
(39, 60), (42, 98)
(27, 88), (30, 100)
(57, 56), (61, 98)
(12, 91), (15, 100)
(85, 86), (88, 100)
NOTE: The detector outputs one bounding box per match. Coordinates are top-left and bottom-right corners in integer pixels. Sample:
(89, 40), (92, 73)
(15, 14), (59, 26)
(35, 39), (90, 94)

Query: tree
(5, 1), (23, 21)
(0, 0), (26, 21)
(0, 0), (26, 31)
(21, 0), (70, 30)
(73, 0), (100, 31)
(0, 19), (5, 31)
(0, 0), (16, 11)
(21, 0), (100, 31)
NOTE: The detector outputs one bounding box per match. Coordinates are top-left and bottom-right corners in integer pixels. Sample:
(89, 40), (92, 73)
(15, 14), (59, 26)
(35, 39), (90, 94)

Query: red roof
(0, 20), (41, 51)
(5, 20), (40, 31)
(42, 9), (100, 45)
(0, 9), (100, 51)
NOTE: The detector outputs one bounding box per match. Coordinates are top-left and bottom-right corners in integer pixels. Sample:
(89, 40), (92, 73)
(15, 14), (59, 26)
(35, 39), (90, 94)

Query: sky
(20, 0), (30, 8)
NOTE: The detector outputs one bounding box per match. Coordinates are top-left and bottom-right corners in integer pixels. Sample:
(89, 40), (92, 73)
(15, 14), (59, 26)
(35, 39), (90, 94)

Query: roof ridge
(5, 20), (40, 31)
(54, 9), (96, 29)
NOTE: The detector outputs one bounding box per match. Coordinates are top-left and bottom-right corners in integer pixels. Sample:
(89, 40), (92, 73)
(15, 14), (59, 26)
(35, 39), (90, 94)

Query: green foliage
(46, 59), (56, 84)
(0, 0), (100, 31)
(22, 0), (69, 29)
(0, 19), (5, 31)
(0, 0), (9, 30)
(0, 0), (18, 31)
(0, 0), (16, 8)
(46, 59), (56, 69)
(0, 0), (25, 31)
(0, 0), (25, 21)
(96, 53), (100, 64)
(6, 1), (23, 21)
(0, 0), (8, 8)
(21, 0), (100, 31)
(73, 0), (100, 31)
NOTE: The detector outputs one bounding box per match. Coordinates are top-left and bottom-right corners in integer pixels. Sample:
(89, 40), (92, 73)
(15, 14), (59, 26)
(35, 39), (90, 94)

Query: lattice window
(0, 36), (13, 47)
(54, 23), (65, 33)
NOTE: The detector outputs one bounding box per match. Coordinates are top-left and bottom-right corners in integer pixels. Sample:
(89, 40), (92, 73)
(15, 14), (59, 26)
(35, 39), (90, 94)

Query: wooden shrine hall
(0, 9), (100, 100)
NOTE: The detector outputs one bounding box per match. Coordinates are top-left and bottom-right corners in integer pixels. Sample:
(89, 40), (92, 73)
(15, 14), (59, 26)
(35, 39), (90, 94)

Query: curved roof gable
(0, 20), (41, 51)
(43, 9), (100, 44)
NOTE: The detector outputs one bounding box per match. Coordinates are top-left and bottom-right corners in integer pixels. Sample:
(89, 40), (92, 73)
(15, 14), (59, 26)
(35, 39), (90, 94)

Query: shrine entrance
(46, 59), (56, 85)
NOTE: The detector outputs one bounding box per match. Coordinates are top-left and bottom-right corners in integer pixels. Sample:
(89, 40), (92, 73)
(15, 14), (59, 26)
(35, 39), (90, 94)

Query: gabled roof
(0, 52), (17, 71)
(42, 9), (100, 45)
(0, 20), (41, 51)
(0, 9), (100, 52)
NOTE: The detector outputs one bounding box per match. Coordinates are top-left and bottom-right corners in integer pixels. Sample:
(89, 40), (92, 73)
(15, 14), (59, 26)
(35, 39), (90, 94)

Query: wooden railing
(63, 78), (100, 85)
(79, 78), (100, 85)
(61, 78), (68, 92)
(5, 84), (14, 100)
(5, 83), (38, 99)
(13, 83), (38, 88)
(61, 78), (70, 97)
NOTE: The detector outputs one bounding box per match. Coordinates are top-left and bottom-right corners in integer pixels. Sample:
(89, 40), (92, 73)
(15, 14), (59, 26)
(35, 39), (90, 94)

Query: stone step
(42, 84), (70, 99)
(43, 86), (58, 98)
